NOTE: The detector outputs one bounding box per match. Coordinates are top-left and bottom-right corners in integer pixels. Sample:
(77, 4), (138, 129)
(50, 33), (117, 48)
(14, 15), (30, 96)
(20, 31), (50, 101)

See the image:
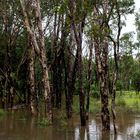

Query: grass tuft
(37, 117), (50, 127)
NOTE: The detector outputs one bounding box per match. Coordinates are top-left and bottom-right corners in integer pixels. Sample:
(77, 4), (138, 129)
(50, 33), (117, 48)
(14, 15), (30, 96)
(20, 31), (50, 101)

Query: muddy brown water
(0, 109), (140, 140)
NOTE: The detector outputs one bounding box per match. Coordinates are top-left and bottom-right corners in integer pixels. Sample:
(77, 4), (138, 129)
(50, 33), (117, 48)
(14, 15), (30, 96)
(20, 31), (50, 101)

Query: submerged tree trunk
(93, 0), (110, 130)
(94, 40), (110, 130)
(27, 35), (38, 115)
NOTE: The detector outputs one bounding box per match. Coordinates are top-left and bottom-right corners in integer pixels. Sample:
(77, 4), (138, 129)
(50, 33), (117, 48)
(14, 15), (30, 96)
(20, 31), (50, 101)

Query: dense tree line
(0, 0), (139, 132)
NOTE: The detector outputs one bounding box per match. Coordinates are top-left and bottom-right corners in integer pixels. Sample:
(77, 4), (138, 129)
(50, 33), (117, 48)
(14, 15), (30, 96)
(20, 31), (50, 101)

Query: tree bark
(93, 0), (110, 130)
(94, 40), (110, 130)
(86, 40), (93, 120)
(108, 2), (121, 134)
(68, 0), (87, 125)
(27, 35), (38, 115)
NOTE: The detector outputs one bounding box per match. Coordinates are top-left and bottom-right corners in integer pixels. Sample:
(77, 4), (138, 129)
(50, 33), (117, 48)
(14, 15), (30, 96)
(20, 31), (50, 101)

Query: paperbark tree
(93, 0), (110, 130)
(20, 0), (52, 123)
(26, 35), (38, 115)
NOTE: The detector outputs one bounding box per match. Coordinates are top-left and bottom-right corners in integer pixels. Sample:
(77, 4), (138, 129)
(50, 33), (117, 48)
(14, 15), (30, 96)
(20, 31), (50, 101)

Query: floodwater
(0, 109), (140, 140)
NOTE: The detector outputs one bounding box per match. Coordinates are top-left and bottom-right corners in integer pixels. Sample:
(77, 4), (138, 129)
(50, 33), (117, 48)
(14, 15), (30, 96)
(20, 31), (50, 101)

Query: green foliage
(92, 90), (100, 99)
(116, 80), (123, 90)
(117, 55), (137, 90)
(90, 84), (100, 98)
(0, 109), (5, 116)
(89, 98), (100, 113)
(116, 97), (126, 106)
(118, 0), (135, 14)
(116, 91), (140, 113)
(73, 96), (79, 114)
(132, 70), (140, 92)
(73, 96), (100, 114)
(136, 130), (140, 138)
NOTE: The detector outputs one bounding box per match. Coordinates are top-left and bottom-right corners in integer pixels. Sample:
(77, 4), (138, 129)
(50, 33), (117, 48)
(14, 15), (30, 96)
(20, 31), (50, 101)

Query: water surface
(0, 109), (140, 140)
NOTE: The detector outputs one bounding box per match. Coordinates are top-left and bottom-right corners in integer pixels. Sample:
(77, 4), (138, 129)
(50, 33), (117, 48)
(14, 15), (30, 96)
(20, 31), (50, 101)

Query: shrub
(92, 91), (100, 99)
(37, 117), (50, 127)
(116, 98), (126, 106)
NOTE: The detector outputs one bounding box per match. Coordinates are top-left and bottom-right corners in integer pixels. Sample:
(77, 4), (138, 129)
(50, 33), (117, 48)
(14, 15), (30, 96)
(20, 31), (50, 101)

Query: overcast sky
(121, 0), (140, 39)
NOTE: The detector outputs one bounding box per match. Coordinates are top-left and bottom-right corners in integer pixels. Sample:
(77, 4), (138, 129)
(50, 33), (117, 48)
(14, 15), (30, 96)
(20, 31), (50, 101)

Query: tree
(106, 0), (134, 131)
(93, 0), (110, 131)
(26, 35), (38, 115)
(68, 0), (87, 126)
(133, 70), (140, 94)
(86, 39), (93, 120)
(20, 0), (52, 123)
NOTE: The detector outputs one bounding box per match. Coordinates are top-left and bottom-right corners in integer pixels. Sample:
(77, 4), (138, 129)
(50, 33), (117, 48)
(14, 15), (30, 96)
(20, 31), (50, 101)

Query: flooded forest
(0, 0), (140, 140)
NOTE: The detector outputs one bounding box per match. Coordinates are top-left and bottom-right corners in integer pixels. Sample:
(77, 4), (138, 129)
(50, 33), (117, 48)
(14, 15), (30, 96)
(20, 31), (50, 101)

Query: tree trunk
(94, 40), (110, 131)
(64, 46), (78, 118)
(93, 0), (110, 131)
(86, 40), (93, 120)
(69, 6), (86, 125)
(3, 44), (13, 109)
(61, 19), (76, 119)
(108, 2), (121, 133)
(78, 44), (86, 126)
(27, 35), (38, 115)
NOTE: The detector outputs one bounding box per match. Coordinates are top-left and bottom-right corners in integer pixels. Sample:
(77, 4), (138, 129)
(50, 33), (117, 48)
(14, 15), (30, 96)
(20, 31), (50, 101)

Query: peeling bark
(27, 35), (38, 116)
(20, 0), (52, 123)
(93, 0), (110, 131)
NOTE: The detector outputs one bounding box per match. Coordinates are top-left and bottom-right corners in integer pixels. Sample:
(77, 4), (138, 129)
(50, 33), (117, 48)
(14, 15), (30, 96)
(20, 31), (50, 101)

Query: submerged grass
(55, 110), (68, 126)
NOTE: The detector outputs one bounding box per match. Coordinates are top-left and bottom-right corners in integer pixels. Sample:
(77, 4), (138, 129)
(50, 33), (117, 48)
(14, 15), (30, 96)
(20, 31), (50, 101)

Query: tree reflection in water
(0, 110), (140, 140)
